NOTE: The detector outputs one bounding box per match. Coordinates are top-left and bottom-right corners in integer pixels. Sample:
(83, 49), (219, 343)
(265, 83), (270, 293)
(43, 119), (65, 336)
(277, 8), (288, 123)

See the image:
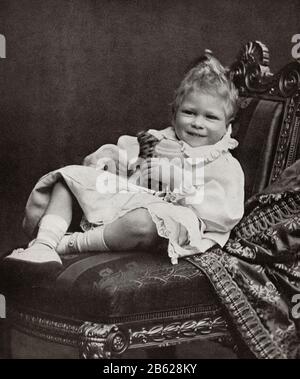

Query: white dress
(23, 127), (245, 264)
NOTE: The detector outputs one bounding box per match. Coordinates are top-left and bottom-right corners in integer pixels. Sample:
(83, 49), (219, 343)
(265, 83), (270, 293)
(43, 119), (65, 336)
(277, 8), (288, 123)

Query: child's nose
(191, 115), (205, 129)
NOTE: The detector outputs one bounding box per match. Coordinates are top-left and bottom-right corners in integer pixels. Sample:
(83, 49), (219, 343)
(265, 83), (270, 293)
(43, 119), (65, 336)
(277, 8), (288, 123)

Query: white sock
(57, 226), (110, 254)
(36, 214), (69, 249)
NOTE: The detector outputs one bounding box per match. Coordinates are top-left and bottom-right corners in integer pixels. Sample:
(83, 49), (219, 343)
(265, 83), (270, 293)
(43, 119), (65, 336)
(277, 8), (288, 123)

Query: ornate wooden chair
(0, 41), (299, 359)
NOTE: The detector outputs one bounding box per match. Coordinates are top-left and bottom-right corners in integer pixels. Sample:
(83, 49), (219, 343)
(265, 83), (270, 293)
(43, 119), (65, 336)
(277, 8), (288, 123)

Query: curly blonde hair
(172, 54), (238, 123)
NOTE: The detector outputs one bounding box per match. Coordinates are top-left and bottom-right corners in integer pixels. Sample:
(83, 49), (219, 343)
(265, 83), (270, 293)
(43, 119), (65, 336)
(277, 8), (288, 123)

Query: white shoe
(5, 244), (62, 265)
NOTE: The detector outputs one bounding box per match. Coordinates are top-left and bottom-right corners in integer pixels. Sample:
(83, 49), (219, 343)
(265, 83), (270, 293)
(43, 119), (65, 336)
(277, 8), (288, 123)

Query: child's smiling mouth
(187, 131), (206, 137)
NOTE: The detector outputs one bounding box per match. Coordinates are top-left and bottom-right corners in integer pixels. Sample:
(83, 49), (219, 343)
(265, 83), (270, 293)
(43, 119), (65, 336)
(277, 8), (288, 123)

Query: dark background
(0, 0), (299, 253)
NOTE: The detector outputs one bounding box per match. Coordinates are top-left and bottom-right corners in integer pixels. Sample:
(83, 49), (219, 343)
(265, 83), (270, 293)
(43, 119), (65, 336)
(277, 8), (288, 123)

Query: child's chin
(186, 139), (209, 148)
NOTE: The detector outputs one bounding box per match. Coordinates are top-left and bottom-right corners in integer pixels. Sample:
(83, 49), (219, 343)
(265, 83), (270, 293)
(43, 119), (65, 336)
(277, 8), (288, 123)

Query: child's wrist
(177, 182), (196, 196)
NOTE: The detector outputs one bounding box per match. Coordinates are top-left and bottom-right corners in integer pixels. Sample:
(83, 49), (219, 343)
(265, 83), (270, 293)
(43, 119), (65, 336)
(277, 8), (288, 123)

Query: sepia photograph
(0, 0), (299, 362)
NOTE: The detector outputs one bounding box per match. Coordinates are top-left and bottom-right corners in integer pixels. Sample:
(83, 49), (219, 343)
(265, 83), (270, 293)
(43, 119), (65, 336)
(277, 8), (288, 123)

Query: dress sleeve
(82, 134), (139, 172)
(181, 155), (245, 233)
(117, 135), (139, 170)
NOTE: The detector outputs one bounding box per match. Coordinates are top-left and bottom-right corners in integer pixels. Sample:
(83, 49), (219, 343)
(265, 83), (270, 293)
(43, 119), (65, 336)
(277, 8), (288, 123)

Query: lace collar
(149, 126), (238, 163)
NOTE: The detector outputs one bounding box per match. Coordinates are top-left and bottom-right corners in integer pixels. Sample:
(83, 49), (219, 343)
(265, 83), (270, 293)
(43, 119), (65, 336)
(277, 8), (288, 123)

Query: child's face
(174, 90), (228, 147)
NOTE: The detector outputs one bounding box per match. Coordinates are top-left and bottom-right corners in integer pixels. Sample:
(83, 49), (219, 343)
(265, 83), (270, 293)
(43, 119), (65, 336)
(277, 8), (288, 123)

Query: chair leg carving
(78, 316), (235, 359)
(129, 316), (230, 345)
(78, 322), (129, 359)
(7, 305), (237, 358)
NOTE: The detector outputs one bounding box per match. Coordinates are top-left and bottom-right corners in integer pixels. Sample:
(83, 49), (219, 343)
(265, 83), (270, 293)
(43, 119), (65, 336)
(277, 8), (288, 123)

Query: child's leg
(44, 180), (73, 224)
(57, 208), (165, 254)
(104, 208), (161, 250)
(6, 181), (73, 264)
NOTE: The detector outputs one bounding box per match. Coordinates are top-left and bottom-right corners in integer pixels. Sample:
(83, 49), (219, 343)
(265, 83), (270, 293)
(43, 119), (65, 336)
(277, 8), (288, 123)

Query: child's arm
(83, 135), (140, 176)
(182, 157), (245, 233)
(142, 156), (244, 232)
(83, 144), (122, 168)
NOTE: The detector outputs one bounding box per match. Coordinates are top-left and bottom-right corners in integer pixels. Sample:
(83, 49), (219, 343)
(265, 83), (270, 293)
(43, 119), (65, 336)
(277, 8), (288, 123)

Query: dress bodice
(137, 126), (238, 164)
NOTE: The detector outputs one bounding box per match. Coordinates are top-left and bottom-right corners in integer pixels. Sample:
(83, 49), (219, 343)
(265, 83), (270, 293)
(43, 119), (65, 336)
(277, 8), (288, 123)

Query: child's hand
(83, 145), (128, 176)
(140, 158), (187, 191)
(83, 145), (119, 168)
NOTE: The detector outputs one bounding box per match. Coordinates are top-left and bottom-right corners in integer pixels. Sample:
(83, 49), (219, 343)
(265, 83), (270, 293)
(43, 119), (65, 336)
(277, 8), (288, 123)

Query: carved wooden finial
(230, 41), (273, 94)
(204, 49), (213, 56)
(230, 40), (300, 98)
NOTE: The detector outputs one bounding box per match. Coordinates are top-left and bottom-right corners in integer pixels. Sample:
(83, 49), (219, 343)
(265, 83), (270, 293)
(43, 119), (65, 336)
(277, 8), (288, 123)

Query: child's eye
(182, 110), (195, 115)
(206, 114), (220, 120)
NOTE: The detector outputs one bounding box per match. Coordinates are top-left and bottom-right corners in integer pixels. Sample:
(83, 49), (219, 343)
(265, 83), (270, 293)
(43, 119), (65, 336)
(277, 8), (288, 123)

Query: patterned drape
(186, 160), (300, 359)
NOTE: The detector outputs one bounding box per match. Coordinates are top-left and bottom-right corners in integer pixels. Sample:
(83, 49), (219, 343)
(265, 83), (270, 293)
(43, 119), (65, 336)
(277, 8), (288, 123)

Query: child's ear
(171, 117), (177, 128)
(226, 117), (235, 129)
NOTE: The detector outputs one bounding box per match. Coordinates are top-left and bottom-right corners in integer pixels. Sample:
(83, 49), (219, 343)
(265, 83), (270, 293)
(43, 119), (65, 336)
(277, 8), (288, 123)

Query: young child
(5, 54), (244, 265)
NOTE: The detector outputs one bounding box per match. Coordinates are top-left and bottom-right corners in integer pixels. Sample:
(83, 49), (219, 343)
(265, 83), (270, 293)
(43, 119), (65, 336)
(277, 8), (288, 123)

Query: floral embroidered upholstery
(232, 159), (300, 241)
(0, 250), (220, 322)
(185, 160), (300, 358)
